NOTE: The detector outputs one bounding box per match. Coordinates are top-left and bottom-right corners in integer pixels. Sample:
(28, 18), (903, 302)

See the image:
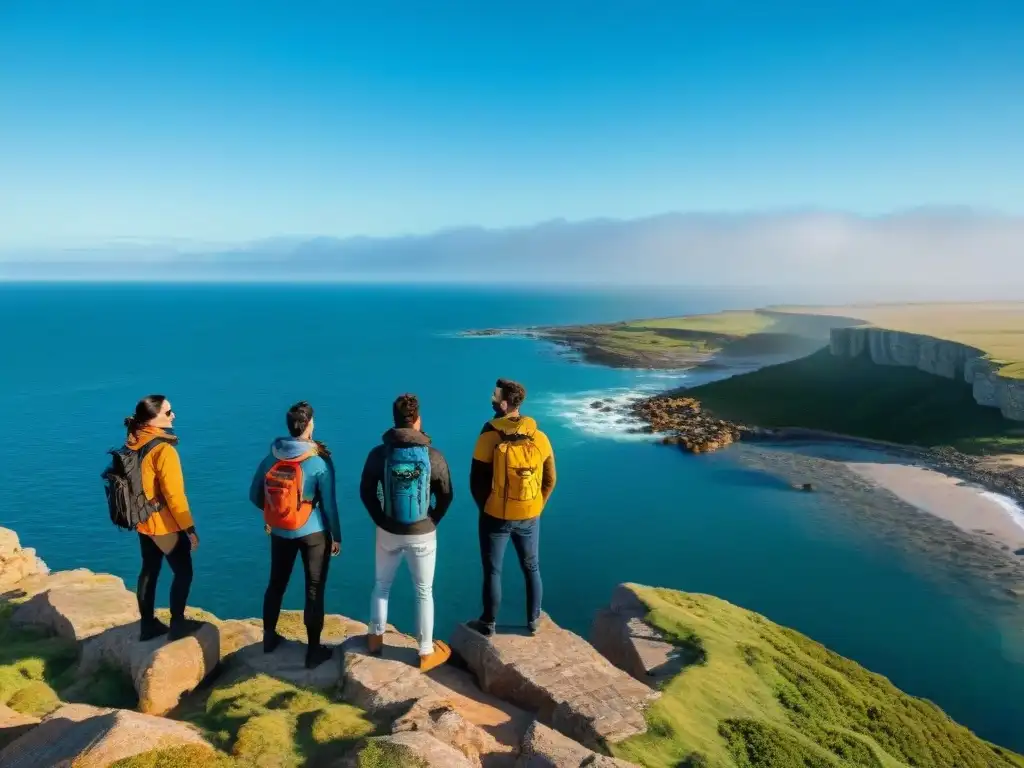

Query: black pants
(263, 531), (331, 648)
(479, 514), (542, 626)
(137, 532), (193, 625)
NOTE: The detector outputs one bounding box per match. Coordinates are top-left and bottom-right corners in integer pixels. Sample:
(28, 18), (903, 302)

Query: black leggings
(137, 532), (193, 624)
(263, 531), (331, 648)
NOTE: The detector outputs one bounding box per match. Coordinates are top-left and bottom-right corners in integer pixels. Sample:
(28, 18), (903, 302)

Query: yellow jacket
(471, 416), (556, 521)
(127, 426), (195, 535)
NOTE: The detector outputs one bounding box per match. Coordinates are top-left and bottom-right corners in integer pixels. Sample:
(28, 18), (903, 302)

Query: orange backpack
(263, 451), (316, 530)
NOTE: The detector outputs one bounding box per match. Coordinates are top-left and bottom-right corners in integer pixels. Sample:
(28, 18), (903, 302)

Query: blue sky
(1, 1), (1023, 245)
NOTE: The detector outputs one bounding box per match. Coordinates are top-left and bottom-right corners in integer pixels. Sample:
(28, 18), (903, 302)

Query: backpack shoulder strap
(136, 437), (172, 462)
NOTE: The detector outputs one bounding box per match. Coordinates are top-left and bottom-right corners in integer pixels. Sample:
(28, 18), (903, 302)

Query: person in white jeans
(359, 393), (454, 671)
(370, 528), (437, 654)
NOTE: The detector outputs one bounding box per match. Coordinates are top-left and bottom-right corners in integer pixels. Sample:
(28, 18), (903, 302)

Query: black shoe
(263, 631), (285, 654)
(305, 644), (334, 669)
(168, 618), (204, 641)
(139, 619), (170, 642)
(468, 619), (496, 637)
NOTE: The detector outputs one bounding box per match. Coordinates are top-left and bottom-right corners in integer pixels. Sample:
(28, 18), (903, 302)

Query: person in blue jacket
(250, 401), (340, 669)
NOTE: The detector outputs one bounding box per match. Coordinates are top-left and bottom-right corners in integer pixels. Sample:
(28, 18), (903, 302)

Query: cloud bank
(2, 209), (1022, 292)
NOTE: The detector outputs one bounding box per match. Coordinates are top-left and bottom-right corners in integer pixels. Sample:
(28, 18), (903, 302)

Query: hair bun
(124, 416), (136, 430)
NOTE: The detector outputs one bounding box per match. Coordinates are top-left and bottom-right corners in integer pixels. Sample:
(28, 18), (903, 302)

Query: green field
(686, 349), (1024, 454)
(613, 586), (1024, 768)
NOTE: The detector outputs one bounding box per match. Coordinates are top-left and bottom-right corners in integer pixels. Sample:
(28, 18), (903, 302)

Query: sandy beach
(846, 461), (1024, 553)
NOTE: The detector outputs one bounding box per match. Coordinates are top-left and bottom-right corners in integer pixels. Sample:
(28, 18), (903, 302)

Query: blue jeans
(478, 514), (542, 626)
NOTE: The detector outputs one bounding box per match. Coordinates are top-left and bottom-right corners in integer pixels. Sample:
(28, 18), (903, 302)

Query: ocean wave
(979, 491), (1024, 534)
(543, 371), (690, 439)
(544, 389), (655, 440)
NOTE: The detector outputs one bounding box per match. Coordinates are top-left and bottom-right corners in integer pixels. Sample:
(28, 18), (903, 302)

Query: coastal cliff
(830, 326), (1024, 421)
(3, 526), (1024, 767)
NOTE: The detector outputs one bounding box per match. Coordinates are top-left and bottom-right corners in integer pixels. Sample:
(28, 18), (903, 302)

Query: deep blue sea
(1, 283), (1022, 750)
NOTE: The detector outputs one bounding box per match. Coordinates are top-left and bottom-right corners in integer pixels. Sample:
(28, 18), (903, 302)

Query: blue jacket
(250, 437), (341, 540)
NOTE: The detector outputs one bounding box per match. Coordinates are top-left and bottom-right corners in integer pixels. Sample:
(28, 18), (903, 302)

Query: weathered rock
(78, 621), (220, 715)
(0, 528), (47, 594)
(11, 581), (139, 642)
(591, 585), (689, 689)
(352, 731), (478, 768)
(219, 618), (263, 657)
(343, 632), (528, 764)
(1, 568), (124, 602)
(394, 698), (508, 767)
(451, 615), (658, 751)
(342, 632), (438, 715)
(516, 721), (639, 767)
(0, 705), (39, 751)
(0, 703), (213, 767)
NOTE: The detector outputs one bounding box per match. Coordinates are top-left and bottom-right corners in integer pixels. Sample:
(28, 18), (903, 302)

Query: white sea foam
(979, 491), (1024, 534)
(543, 371), (690, 440)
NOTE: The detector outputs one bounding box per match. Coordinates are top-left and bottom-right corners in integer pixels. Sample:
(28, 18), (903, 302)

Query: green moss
(179, 673), (375, 767)
(688, 348), (1024, 454)
(612, 586), (1024, 768)
(356, 740), (429, 768)
(110, 745), (234, 768)
(5, 679), (60, 717)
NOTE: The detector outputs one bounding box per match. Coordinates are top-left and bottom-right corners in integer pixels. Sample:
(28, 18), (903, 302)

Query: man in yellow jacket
(469, 379), (556, 636)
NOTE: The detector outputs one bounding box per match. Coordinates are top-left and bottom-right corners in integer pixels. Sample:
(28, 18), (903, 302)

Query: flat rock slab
(0, 703), (213, 768)
(1, 569), (124, 602)
(591, 584), (687, 688)
(79, 622), (221, 715)
(516, 721), (639, 767)
(0, 705), (39, 751)
(11, 581), (139, 642)
(451, 614), (658, 752)
(230, 638), (344, 689)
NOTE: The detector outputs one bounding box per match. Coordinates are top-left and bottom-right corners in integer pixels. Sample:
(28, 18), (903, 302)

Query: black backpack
(101, 439), (169, 530)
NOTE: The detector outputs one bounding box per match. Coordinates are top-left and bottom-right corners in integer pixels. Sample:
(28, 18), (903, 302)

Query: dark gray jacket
(359, 427), (454, 535)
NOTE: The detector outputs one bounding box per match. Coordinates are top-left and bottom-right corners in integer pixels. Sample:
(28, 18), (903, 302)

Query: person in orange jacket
(124, 395), (203, 641)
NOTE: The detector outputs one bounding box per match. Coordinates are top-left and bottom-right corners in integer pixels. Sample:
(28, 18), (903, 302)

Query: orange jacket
(128, 426), (195, 535)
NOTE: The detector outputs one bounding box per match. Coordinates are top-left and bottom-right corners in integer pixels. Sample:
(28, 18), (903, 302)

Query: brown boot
(419, 640), (451, 672)
(366, 633), (384, 656)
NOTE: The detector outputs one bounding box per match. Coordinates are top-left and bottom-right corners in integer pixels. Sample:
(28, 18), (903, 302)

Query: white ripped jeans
(369, 527), (437, 655)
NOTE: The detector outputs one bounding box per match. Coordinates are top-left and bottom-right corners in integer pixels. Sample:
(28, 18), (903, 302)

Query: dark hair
(496, 379), (526, 410)
(125, 394), (167, 436)
(287, 401), (314, 438)
(393, 393), (420, 428)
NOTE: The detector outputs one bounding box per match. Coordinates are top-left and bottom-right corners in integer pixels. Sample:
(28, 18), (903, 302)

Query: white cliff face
(830, 326), (1024, 422)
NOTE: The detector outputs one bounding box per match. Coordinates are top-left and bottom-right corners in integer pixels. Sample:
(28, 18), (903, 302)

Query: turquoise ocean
(1, 283), (1022, 750)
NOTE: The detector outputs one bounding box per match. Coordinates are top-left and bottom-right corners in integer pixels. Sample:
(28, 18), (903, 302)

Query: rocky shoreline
(610, 393), (1024, 506)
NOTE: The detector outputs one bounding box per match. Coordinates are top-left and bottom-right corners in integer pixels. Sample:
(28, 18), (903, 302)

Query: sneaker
(419, 640), (451, 673)
(366, 633), (384, 656)
(305, 644), (334, 669)
(467, 619), (495, 637)
(139, 619), (170, 642)
(263, 631), (285, 654)
(168, 618), (204, 642)
(528, 618), (541, 636)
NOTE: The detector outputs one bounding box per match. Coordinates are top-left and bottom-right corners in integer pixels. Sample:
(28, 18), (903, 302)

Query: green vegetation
(356, 740), (429, 768)
(612, 586), (1024, 768)
(0, 601), (135, 716)
(688, 348), (1024, 454)
(170, 673), (377, 767)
